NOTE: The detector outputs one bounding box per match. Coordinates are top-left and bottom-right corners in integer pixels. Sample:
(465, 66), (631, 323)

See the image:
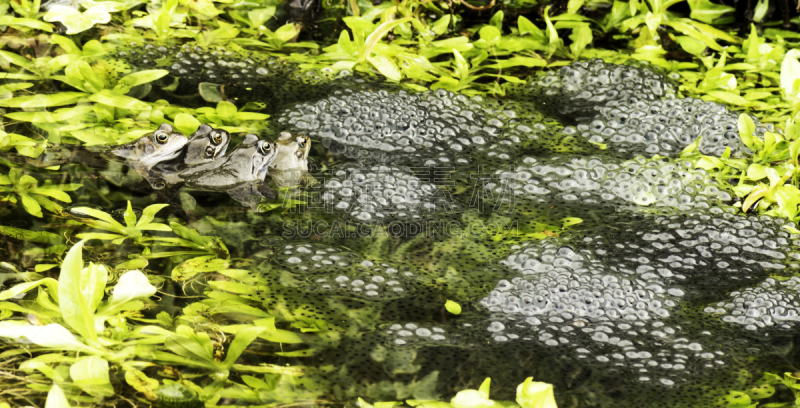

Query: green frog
(112, 124), (188, 175)
(269, 131), (312, 187)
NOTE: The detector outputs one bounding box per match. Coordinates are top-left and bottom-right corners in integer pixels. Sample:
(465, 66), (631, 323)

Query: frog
(183, 124), (232, 166)
(268, 131), (313, 187)
(179, 134), (279, 209)
(111, 124), (188, 176)
(147, 124), (232, 188)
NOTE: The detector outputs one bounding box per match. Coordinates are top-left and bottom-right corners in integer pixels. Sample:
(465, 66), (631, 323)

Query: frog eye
(297, 137), (307, 149)
(258, 141), (272, 155)
(153, 131), (170, 145)
(211, 131), (223, 145)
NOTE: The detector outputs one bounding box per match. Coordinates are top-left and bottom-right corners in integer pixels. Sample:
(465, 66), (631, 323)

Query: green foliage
(0, 240), (289, 405)
(43, 5), (111, 35)
(360, 377), (558, 408)
(72, 201), (172, 244)
(0, 168), (82, 217)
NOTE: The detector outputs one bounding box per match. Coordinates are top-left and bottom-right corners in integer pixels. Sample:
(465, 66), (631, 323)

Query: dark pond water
(4, 46), (800, 407)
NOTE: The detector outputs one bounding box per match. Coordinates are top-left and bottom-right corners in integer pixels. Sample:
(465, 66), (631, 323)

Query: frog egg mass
(486, 156), (734, 211)
(318, 164), (458, 223)
(510, 59), (678, 122)
(272, 242), (435, 299)
(84, 50), (800, 407)
(276, 88), (540, 166)
(570, 97), (768, 157)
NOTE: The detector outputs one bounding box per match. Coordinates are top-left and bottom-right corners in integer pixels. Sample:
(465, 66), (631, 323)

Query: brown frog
(268, 131), (312, 187)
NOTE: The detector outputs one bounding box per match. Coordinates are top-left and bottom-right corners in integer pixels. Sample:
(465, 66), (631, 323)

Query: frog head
(183, 124), (231, 166)
(112, 124), (188, 173)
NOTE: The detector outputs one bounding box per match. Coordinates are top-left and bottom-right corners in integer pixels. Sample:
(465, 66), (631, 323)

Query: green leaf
(518, 16), (546, 43)
(753, 0), (769, 22)
(0, 278), (60, 302)
(70, 356), (114, 397)
(172, 256), (230, 281)
(568, 0), (585, 13)
(88, 90), (151, 110)
(0, 16), (53, 31)
(432, 15), (450, 35)
(569, 24), (592, 58)
(479, 26), (501, 47)
(19, 193), (43, 217)
(45, 384), (71, 408)
(71, 206), (126, 233)
(124, 368), (159, 401)
(543, 6), (559, 45)
(43, 5), (111, 35)
(707, 91), (747, 106)
(688, 0), (734, 24)
(516, 377), (557, 408)
(0, 323), (88, 350)
(119, 201), (136, 228)
(216, 101), (238, 118)
(248, 7), (275, 27)
(58, 240), (98, 343)
(743, 188), (769, 213)
(0, 50), (33, 69)
(0, 92), (88, 108)
(674, 35), (706, 56)
(222, 326), (266, 368)
(174, 113), (201, 136)
(343, 16), (375, 37)
(738, 113), (762, 151)
(164, 326), (219, 369)
(135, 203), (169, 229)
(367, 55), (401, 81)
(364, 18), (411, 57)
(118, 70), (169, 88)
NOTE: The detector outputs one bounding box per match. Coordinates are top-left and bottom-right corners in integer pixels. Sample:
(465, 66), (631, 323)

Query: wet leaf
(70, 356), (114, 397)
(43, 5), (111, 34)
(88, 90), (151, 110)
(58, 240), (98, 343)
(688, 0), (734, 24)
(0, 92), (88, 108)
(516, 377), (557, 408)
(172, 256), (230, 281)
(222, 326), (266, 368)
(45, 384), (71, 408)
(124, 368), (159, 401)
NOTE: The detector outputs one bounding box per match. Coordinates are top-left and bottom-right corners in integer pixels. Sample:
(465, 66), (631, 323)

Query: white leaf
(108, 270), (156, 306)
(781, 49), (800, 101)
(0, 323), (89, 350)
(451, 389), (495, 408)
